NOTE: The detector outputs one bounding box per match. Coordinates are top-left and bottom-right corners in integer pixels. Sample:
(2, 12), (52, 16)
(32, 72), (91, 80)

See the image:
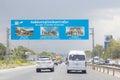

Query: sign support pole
(6, 27), (10, 66)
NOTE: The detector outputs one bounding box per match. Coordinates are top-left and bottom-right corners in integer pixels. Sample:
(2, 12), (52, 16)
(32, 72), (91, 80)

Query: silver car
(36, 56), (54, 72)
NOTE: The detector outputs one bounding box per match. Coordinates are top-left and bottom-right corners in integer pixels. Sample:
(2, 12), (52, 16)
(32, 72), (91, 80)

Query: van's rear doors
(68, 55), (86, 68)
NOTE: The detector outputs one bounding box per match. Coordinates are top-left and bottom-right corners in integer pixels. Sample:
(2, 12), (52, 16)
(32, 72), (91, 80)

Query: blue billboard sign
(104, 35), (112, 50)
(11, 20), (89, 40)
(104, 41), (110, 50)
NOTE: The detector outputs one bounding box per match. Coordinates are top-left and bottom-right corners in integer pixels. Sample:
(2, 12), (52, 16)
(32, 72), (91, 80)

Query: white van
(67, 50), (86, 73)
(93, 56), (99, 64)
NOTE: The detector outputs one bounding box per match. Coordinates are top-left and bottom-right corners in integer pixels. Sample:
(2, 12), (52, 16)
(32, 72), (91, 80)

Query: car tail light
(67, 61), (69, 66)
(37, 62), (40, 64)
(50, 62), (53, 64)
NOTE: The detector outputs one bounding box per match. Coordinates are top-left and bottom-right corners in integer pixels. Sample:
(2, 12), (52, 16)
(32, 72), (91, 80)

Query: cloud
(1, 0), (120, 53)
(89, 8), (120, 45)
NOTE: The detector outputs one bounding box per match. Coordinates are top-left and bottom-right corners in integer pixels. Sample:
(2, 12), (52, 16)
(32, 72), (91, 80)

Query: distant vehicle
(105, 58), (111, 63)
(52, 59), (58, 65)
(67, 50), (87, 73)
(58, 60), (63, 64)
(109, 60), (115, 66)
(65, 57), (68, 65)
(105, 59), (115, 66)
(36, 56), (54, 72)
(55, 56), (62, 64)
(117, 60), (120, 67)
(86, 59), (93, 64)
(93, 56), (99, 64)
(99, 59), (105, 65)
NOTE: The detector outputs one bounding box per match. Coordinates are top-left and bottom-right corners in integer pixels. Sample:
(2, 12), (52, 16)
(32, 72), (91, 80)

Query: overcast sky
(0, 0), (120, 54)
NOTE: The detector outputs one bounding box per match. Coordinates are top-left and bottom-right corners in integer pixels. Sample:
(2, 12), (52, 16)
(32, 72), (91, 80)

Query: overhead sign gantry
(11, 19), (89, 40)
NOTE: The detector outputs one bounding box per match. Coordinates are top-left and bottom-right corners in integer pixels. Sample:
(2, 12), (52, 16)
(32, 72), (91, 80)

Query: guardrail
(87, 64), (120, 78)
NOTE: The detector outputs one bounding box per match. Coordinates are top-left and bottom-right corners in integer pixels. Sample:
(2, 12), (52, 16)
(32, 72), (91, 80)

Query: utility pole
(91, 28), (95, 50)
(90, 28), (95, 58)
(6, 27), (10, 65)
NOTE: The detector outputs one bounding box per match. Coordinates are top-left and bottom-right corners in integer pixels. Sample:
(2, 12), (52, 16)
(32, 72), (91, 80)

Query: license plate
(75, 63), (79, 65)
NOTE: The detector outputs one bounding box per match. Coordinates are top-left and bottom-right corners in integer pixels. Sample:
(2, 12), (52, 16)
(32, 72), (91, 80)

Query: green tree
(39, 51), (48, 56)
(11, 45), (36, 60)
(19, 46), (36, 59)
(39, 51), (56, 58)
(92, 44), (104, 58)
(104, 39), (120, 59)
(0, 43), (6, 60)
(85, 50), (92, 59)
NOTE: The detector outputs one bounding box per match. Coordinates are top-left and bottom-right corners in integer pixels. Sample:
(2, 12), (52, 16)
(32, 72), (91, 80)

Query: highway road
(0, 63), (120, 80)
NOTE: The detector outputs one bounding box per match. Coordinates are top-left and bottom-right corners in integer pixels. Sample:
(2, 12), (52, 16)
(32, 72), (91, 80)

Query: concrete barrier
(87, 64), (120, 78)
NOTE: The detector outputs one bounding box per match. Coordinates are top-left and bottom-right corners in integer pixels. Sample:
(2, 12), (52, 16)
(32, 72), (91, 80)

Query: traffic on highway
(1, 0), (120, 80)
(0, 62), (120, 80)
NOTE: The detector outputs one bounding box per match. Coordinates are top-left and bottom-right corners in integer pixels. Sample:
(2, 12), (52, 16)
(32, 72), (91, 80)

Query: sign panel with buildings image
(40, 27), (59, 36)
(66, 27), (84, 36)
(15, 27), (34, 36)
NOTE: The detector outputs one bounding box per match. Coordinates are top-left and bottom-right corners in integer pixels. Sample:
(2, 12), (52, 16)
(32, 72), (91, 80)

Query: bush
(16, 60), (22, 64)
(10, 61), (15, 64)
(2, 60), (6, 64)
(21, 59), (28, 63)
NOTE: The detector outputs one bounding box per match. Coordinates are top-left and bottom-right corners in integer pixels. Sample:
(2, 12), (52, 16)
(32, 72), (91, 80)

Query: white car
(108, 60), (116, 66)
(116, 60), (120, 67)
(67, 50), (87, 73)
(118, 60), (120, 65)
(36, 56), (54, 72)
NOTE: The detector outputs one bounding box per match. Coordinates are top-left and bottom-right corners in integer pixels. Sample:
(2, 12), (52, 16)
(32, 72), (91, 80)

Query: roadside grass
(0, 60), (35, 69)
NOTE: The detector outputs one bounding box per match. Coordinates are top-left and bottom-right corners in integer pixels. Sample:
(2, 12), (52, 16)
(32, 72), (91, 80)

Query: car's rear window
(69, 54), (85, 61)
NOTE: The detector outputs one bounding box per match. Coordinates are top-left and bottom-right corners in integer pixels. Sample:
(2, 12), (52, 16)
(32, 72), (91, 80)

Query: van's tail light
(85, 62), (87, 67)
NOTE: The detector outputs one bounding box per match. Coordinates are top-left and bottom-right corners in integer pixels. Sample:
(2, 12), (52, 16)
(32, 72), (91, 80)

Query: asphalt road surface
(0, 63), (120, 80)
